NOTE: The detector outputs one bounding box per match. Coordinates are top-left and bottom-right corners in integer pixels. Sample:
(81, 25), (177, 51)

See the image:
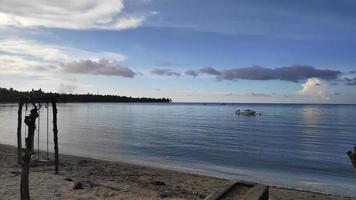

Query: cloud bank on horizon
(185, 66), (342, 82)
(61, 59), (137, 78)
(0, 0), (355, 103)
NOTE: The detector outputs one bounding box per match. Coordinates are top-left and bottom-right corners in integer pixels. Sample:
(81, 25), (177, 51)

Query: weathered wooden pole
(51, 98), (59, 174)
(347, 146), (356, 168)
(17, 99), (24, 164)
(21, 105), (39, 200)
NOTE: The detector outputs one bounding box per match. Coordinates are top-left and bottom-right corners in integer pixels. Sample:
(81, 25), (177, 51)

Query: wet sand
(1, 144), (355, 200)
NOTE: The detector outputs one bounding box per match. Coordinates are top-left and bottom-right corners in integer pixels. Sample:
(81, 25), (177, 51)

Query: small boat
(235, 109), (257, 116)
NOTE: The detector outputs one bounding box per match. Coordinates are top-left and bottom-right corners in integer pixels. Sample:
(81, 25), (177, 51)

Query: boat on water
(235, 109), (257, 116)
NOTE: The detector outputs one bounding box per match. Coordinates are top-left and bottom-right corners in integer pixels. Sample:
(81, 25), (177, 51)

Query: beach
(0, 0), (355, 198)
(1, 144), (355, 200)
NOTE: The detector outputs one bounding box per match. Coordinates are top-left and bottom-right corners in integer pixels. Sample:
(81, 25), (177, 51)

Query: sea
(0, 103), (356, 196)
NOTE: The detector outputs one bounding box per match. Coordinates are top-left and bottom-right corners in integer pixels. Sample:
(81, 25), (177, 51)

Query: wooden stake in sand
(51, 97), (59, 174)
(17, 99), (24, 165)
(21, 104), (39, 200)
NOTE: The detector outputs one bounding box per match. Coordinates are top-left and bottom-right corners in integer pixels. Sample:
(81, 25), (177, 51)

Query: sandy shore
(1, 144), (355, 200)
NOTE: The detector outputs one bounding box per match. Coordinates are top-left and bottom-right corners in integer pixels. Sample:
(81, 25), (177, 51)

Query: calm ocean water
(1, 103), (356, 196)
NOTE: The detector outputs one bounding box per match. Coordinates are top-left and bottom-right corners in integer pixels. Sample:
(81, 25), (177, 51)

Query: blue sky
(0, 0), (355, 103)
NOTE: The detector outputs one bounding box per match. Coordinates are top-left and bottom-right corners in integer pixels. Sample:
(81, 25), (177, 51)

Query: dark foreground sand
(1, 144), (355, 200)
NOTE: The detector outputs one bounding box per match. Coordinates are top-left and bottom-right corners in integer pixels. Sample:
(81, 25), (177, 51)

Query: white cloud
(0, 38), (137, 79)
(57, 78), (93, 94)
(0, 0), (147, 30)
(0, 73), (94, 94)
(110, 16), (145, 30)
(298, 78), (330, 101)
(0, 39), (70, 61)
(0, 38), (125, 62)
(0, 38), (129, 75)
(0, 54), (49, 73)
(58, 82), (77, 94)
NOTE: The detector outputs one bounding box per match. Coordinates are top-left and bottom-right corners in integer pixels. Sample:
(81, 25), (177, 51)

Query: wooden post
(21, 105), (39, 200)
(51, 98), (59, 174)
(17, 99), (24, 164)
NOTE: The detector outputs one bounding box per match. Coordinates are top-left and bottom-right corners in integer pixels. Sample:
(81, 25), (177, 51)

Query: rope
(24, 103), (28, 137)
(37, 102), (41, 160)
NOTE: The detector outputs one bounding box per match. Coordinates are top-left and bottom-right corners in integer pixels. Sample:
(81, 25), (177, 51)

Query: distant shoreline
(0, 87), (172, 103)
(1, 101), (355, 105)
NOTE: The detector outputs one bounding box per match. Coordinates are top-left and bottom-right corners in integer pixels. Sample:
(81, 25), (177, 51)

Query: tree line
(0, 87), (172, 103)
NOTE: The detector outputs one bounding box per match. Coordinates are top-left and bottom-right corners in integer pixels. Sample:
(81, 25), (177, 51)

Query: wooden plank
(205, 181), (269, 200)
(204, 181), (238, 200)
(242, 184), (268, 200)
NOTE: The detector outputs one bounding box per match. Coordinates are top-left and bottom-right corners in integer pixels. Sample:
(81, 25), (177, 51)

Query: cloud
(0, 54), (52, 73)
(245, 92), (272, 97)
(0, 39), (70, 61)
(109, 16), (146, 30)
(56, 77), (95, 94)
(0, 38), (133, 77)
(298, 78), (329, 100)
(217, 65), (341, 82)
(0, 0), (149, 30)
(184, 70), (199, 77)
(199, 67), (221, 75)
(0, 73), (93, 93)
(58, 83), (77, 94)
(60, 59), (136, 78)
(158, 60), (173, 67)
(0, 38), (125, 62)
(344, 77), (356, 86)
(150, 68), (180, 77)
(186, 65), (341, 82)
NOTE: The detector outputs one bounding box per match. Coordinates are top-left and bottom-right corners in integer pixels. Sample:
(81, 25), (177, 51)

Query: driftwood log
(20, 105), (39, 200)
(347, 146), (356, 168)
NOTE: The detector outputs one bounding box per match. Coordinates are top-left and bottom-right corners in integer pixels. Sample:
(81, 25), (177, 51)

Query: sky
(0, 0), (355, 103)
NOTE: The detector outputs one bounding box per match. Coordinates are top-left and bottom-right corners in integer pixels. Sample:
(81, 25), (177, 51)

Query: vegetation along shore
(0, 87), (172, 103)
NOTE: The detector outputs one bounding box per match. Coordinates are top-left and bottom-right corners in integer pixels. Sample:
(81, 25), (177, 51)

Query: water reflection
(298, 106), (328, 161)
